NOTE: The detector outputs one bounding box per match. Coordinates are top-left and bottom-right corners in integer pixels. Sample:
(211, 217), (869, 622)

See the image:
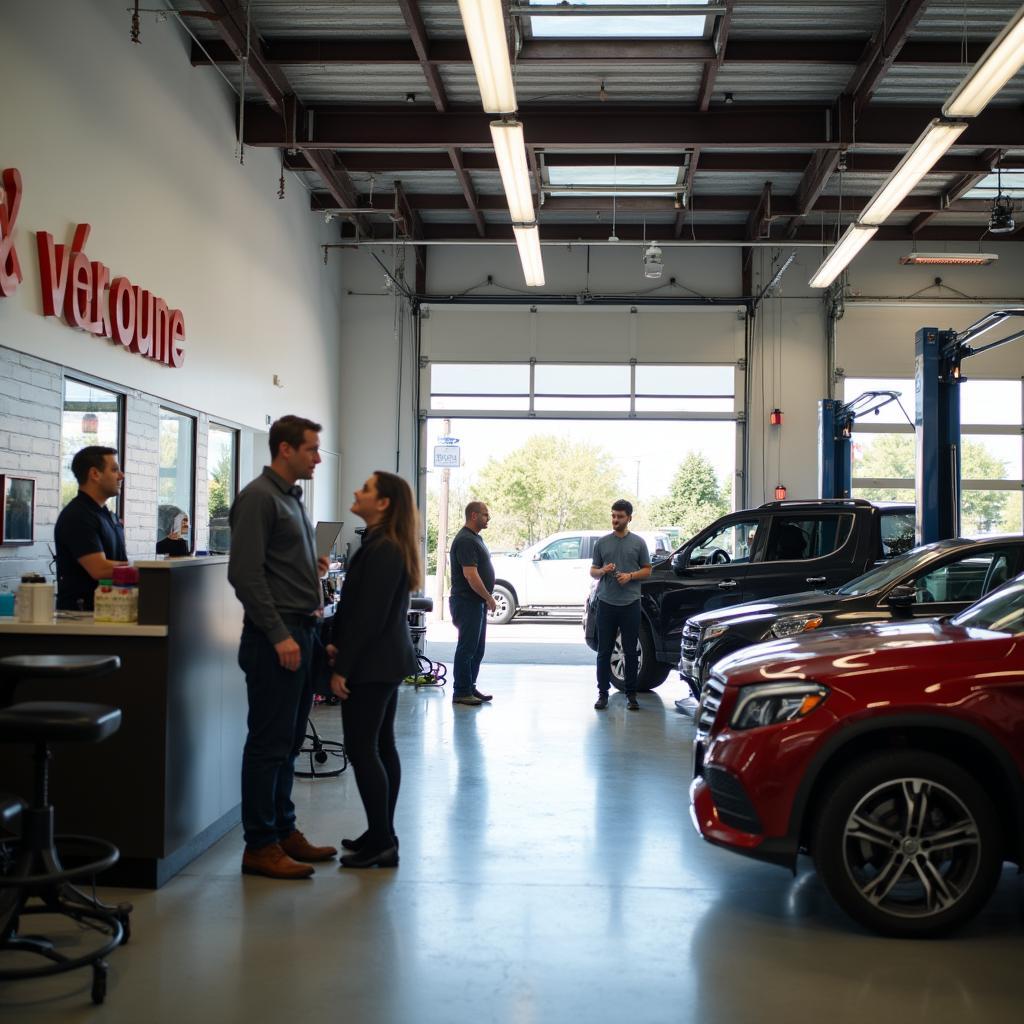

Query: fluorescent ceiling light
(457, 0), (518, 113)
(490, 120), (535, 223)
(809, 224), (878, 289)
(513, 224), (546, 287)
(944, 6), (1024, 117)
(859, 119), (969, 226)
(900, 252), (999, 267)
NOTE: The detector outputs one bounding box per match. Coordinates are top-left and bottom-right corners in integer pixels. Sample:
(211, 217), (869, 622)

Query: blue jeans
(238, 621), (316, 849)
(596, 598), (640, 694)
(449, 594), (487, 698)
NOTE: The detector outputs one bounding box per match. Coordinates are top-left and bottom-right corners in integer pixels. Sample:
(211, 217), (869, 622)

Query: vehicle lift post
(915, 311), (1024, 543)
(818, 391), (903, 500)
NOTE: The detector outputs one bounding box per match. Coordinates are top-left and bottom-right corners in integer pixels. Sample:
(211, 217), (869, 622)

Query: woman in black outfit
(330, 470), (421, 868)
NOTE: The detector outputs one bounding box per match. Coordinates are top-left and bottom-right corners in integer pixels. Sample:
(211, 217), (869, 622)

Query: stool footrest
(0, 834), (119, 888)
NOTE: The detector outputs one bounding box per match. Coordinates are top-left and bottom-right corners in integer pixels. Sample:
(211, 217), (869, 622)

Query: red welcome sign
(36, 222), (186, 368)
(0, 168), (23, 298)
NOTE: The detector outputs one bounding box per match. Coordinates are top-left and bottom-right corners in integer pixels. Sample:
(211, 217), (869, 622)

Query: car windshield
(836, 543), (948, 596)
(950, 575), (1024, 633)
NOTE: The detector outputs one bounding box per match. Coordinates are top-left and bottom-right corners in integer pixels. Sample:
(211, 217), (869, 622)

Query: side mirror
(531, 552), (542, 561)
(887, 584), (916, 616)
(671, 550), (689, 576)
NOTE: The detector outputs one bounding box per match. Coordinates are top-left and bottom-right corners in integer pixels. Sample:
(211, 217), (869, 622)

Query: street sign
(438, 436), (460, 445)
(433, 445), (461, 468)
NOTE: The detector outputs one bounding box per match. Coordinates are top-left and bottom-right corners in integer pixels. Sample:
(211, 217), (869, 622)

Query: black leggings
(340, 680), (401, 849)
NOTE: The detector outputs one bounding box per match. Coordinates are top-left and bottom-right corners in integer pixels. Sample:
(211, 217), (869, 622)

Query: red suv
(690, 573), (1024, 937)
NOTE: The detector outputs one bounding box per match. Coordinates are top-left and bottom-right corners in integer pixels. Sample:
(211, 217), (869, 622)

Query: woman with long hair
(329, 470), (422, 868)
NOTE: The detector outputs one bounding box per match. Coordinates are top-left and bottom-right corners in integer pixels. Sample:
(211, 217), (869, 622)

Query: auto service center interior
(1, 1), (1023, 1020)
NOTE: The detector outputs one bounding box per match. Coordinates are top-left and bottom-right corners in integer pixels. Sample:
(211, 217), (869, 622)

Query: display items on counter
(15, 573), (54, 622)
(94, 566), (139, 623)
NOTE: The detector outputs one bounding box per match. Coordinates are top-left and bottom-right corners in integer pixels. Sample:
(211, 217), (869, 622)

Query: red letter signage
(0, 168), (23, 298)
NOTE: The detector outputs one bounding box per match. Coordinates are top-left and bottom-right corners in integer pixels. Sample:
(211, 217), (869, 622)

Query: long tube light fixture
(490, 120), (536, 223)
(808, 224), (878, 289)
(513, 224), (546, 287)
(859, 119), (969, 225)
(457, 0), (518, 114)
(944, 5), (1024, 117)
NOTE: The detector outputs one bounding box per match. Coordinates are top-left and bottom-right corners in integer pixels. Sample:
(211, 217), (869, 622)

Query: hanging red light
(82, 412), (99, 434)
(774, 484), (787, 500)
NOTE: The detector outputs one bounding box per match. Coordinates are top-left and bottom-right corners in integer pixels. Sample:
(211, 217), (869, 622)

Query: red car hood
(712, 617), (1011, 687)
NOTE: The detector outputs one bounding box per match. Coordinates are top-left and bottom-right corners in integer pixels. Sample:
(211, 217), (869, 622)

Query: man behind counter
(54, 446), (129, 611)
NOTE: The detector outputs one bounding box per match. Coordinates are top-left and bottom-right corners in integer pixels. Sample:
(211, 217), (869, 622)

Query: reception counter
(0, 558), (247, 887)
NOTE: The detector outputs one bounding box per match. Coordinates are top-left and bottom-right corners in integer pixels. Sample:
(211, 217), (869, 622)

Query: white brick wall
(0, 345), (248, 591)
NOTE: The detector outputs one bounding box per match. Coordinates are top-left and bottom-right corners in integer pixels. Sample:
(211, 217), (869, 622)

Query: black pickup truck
(583, 498), (915, 690)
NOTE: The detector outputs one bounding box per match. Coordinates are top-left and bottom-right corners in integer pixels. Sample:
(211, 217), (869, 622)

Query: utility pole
(434, 418), (451, 620)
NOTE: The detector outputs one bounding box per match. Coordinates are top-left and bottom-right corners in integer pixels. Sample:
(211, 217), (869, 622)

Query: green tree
(208, 449), (233, 518)
(472, 435), (624, 549)
(855, 434), (1011, 532)
(647, 451), (730, 541)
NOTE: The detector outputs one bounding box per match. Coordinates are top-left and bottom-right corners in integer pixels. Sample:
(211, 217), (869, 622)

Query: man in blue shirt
(54, 446), (128, 611)
(590, 499), (652, 711)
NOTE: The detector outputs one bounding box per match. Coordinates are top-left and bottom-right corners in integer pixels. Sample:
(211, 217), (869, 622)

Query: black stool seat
(410, 597), (433, 612)
(0, 655), (121, 680)
(0, 703), (121, 744)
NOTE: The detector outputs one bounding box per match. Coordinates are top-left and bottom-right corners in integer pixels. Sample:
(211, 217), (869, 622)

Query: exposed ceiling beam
(674, 147), (700, 238)
(847, 0), (931, 119)
(190, 36), (989, 69)
(244, 104), (1021, 151)
(393, 180), (428, 291)
(747, 182), (772, 239)
(698, 1), (734, 111)
(944, 148), (1003, 202)
(448, 147), (487, 237)
(395, 0), (448, 112)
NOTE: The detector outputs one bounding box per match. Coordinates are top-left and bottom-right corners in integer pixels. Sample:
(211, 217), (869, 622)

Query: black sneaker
(473, 688), (494, 702)
(453, 694), (483, 706)
(627, 693), (640, 710)
(594, 693), (609, 710)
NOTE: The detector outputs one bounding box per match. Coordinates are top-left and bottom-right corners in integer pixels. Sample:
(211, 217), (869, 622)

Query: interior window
(880, 510), (916, 558)
(541, 537), (581, 560)
(763, 515), (852, 562)
(689, 520), (758, 566)
(910, 552), (1006, 604)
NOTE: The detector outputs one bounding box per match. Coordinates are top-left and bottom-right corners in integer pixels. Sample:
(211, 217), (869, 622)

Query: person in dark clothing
(448, 501), (496, 706)
(228, 415), (337, 880)
(156, 511), (190, 557)
(329, 470), (421, 869)
(54, 446), (128, 611)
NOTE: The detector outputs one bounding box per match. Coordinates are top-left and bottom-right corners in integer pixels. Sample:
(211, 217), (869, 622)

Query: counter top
(134, 557), (229, 569)
(0, 616), (168, 637)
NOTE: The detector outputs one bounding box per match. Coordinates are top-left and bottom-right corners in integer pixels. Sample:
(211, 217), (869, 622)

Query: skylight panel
(529, 0), (707, 40)
(963, 171), (1024, 199)
(547, 164), (682, 197)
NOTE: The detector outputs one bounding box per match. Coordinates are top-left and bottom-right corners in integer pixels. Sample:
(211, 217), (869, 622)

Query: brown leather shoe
(280, 829), (338, 862)
(241, 842), (314, 879)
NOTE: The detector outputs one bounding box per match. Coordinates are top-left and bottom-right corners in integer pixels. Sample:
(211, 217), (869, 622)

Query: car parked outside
(679, 536), (1024, 700)
(690, 573), (1024, 937)
(488, 529), (670, 625)
(584, 498), (915, 690)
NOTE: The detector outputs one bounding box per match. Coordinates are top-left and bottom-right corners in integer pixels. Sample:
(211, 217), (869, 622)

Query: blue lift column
(915, 327), (961, 543)
(818, 399), (851, 498)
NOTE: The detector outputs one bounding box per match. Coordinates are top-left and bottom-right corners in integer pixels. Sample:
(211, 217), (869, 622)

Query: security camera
(642, 241), (663, 280)
(989, 198), (1015, 234)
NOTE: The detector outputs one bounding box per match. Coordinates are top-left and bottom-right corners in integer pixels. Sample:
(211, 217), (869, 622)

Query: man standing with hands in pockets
(228, 415), (338, 879)
(590, 499), (652, 711)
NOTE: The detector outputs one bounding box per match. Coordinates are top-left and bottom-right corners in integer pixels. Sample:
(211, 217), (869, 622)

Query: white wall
(0, 0), (344, 442)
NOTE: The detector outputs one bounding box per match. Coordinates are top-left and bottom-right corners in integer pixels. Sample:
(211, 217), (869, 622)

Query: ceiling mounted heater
(899, 253), (999, 266)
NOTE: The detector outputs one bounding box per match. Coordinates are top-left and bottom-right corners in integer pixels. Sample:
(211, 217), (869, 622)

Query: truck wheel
(610, 621), (670, 691)
(811, 751), (1002, 937)
(488, 585), (516, 625)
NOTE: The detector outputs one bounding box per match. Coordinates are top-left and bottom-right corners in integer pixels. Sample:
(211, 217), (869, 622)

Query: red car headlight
(730, 682), (829, 730)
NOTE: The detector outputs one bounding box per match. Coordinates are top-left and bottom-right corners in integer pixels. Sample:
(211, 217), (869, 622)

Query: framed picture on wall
(1, 475), (35, 544)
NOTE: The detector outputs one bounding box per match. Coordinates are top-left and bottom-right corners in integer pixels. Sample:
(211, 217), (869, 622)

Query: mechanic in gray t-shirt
(590, 499), (652, 711)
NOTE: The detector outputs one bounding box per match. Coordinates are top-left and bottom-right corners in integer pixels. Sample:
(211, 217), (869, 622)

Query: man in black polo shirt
(54, 446), (128, 611)
(448, 501), (497, 707)
(228, 414), (336, 880)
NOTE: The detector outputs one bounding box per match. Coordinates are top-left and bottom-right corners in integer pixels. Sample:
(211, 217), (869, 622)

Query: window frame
(157, 403), (198, 551)
(207, 422), (239, 554)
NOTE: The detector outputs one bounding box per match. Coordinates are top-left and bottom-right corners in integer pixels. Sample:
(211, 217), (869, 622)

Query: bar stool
(0, 702), (129, 1005)
(0, 654), (122, 708)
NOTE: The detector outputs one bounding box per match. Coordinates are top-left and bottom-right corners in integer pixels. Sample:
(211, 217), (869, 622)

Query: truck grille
(681, 621), (701, 662)
(696, 674), (726, 740)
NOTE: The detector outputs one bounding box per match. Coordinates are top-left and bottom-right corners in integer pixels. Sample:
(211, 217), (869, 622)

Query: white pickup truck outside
(487, 529), (671, 624)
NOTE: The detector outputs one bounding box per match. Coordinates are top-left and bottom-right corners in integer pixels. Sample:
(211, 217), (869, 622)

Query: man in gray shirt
(590, 499), (652, 711)
(228, 415), (336, 879)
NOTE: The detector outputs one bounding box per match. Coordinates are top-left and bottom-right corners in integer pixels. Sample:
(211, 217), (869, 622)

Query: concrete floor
(2, 660), (1022, 1023)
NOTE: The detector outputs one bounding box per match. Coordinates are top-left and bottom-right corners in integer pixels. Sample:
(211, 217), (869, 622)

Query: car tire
(811, 750), (1003, 938)
(609, 620), (671, 692)
(488, 585), (516, 625)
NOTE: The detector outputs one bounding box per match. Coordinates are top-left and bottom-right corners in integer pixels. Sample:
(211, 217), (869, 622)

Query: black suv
(679, 536), (1024, 699)
(583, 498), (915, 690)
